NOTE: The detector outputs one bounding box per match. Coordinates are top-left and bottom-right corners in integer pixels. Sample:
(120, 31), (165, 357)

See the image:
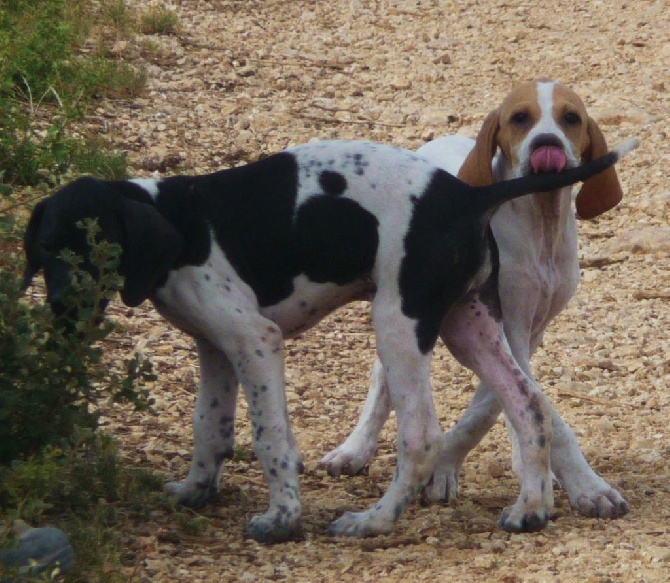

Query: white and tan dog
(320, 80), (631, 525)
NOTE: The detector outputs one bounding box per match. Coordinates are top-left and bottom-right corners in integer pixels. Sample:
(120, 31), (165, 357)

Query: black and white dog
(22, 138), (637, 543)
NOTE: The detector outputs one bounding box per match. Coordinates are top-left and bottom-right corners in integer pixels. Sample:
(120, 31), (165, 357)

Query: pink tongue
(530, 146), (567, 173)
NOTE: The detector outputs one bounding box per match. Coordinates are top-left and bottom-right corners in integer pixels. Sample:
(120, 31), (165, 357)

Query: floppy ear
(574, 116), (624, 219)
(117, 199), (184, 307)
(457, 109), (501, 186)
(22, 199), (47, 290)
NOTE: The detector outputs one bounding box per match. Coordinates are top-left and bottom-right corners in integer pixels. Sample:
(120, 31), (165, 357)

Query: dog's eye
(510, 111), (529, 126)
(563, 112), (582, 126)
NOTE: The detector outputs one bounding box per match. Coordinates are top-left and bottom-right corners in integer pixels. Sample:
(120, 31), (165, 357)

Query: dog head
(457, 79), (625, 219)
(23, 177), (183, 321)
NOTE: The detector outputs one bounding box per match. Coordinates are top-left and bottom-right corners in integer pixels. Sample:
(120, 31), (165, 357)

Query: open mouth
(530, 146), (567, 173)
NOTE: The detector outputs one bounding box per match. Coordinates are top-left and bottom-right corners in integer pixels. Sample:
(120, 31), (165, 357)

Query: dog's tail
(469, 138), (639, 214)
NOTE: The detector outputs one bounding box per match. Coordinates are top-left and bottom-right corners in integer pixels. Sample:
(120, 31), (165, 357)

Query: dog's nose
(530, 133), (564, 152)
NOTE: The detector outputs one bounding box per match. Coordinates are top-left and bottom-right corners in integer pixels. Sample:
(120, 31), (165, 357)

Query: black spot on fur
(517, 378), (530, 396)
(319, 171), (348, 196)
(529, 394), (545, 425)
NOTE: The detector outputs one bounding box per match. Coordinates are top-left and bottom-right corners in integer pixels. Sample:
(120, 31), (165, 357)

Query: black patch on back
(181, 152), (379, 306)
(318, 171), (347, 196)
(165, 153), (300, 306)
(295, 196), (378, 284)
(399, 169), (489, 353)
(29, 150), (381, 314)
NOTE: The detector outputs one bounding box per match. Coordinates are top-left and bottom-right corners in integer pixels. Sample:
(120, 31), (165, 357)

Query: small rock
(0, 520), (73, 578)
(237, 65), (257, 78)
(390, 76), (412, 90)
(605, 227), (670, 255)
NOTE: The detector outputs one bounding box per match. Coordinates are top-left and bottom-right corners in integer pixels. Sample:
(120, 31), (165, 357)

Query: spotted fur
(23, 137), (634, 542)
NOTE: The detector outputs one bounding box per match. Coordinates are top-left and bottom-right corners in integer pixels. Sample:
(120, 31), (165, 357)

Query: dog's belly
(260, 274), (374, 338)
(152, 250), (374, 343)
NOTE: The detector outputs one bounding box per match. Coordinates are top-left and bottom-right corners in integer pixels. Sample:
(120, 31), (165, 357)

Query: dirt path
(89, 0), (669, 580)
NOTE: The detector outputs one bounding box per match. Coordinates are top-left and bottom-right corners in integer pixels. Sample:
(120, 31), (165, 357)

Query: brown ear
(574, 116), (624, 219)
(457, 109), (501, 186)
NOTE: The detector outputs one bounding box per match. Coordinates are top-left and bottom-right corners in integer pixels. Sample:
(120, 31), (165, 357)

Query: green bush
(0, 431), (165, 582)
(0, 219), (162, 580)
(0, 219), (154, 465)
(140, 7), (181, 35)
(0, 0), (83, 100)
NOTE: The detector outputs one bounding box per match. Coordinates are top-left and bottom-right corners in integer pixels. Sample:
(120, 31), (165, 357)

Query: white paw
(244, 510), (303, 544)
(317, 443), (374, 477)
(559, 469), (629, 518)
(329, 510), (393, 538)
(568, 486), (629, 518)
(422, 460), (461, 503)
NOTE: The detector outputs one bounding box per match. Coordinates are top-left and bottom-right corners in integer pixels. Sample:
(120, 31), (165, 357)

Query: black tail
(469, 138), (638, 215)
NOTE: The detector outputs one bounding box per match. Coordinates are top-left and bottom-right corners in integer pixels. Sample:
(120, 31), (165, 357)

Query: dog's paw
(570, 489), (630, 519)
(558, 471), (629, 519)
(164, 480), (216, 509)
(421, 462), (461, 504)
(498, 505), (549, 533)
(317, 444), (373, 478)
(328, 510), (394, 538)
(244, 513), (303, 544)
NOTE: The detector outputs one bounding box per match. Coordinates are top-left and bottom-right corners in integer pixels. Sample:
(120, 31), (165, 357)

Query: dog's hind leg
(440, 290), (553, 532)
(423, 379), (502, 503)
(165, 338), (239, 508)
(329, 299), (444, 537)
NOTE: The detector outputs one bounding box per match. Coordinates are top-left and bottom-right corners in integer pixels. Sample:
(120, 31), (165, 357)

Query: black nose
(530, 133), (564, 151)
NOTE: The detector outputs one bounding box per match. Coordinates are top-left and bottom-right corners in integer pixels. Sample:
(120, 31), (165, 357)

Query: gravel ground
(48, 0), (670, 580)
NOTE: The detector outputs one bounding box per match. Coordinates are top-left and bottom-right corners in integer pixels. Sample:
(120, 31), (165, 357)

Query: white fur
(320, 83), (630, 523)
(129, 177), (160, 198)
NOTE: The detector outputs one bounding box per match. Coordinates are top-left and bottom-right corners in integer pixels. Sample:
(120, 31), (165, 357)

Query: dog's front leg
(317, 359), (391, 477)
(226, 317), (303, 544)
(165, 339), (239, 508)
(330, 306), (443, 537)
